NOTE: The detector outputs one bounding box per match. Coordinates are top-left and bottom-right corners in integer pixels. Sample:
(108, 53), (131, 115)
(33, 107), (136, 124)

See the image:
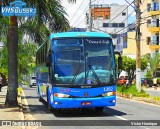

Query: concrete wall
(123, 31), (136, 58)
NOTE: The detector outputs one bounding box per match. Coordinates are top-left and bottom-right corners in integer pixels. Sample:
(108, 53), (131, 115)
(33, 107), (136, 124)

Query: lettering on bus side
(104, 87), (114, 92)
(60, 88), (71, 93)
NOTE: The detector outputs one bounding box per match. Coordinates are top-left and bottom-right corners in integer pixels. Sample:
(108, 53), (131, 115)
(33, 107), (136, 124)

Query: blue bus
(36, 32), (122, 112)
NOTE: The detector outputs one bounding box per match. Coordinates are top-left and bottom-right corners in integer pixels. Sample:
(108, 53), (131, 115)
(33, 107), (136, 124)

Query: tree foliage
(143, 53), (160, 78)
(18, 43), (37, 76)
(116, 56), (148, 83)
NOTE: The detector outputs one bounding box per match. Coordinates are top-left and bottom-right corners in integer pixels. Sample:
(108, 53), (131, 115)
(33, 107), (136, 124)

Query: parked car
(141, 78), (147, 86)
(141, 78), (153, 87)
(29, 76), (36, 87)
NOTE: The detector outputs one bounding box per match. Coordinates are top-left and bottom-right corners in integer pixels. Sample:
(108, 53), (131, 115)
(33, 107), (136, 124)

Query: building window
(152, 2), (159, 11)
(103, 23), (109, 27)
(147, 4), (151, 12)
(97, 16), (103, 20)
(119, 23), (125, 27)
(112, 23), (118, 27)
(146, 37), (151, 45)
(106, 15), (110, 19)
(123, 42), (127, 48)
(122, 12), (126, 16)
(123, 36), (127, 43)
(147, 19), (151, 27)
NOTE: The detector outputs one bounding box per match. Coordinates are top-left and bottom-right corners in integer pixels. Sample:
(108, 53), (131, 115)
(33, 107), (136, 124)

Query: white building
(87, 3), (128, 35)
(86, 3), (128, 52)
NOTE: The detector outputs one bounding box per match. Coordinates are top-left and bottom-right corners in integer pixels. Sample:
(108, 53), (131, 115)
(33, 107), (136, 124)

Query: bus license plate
(81, 102), (91, 106)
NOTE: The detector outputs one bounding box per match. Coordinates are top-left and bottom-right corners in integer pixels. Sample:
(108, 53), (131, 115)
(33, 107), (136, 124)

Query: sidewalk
(0, 86), (24, 129)
(143, 87), (160, 97)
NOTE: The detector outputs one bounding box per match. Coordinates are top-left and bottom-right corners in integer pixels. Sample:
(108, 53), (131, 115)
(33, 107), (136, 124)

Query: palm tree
(0, 0), (76, 106)
(149, 53), (160, 78)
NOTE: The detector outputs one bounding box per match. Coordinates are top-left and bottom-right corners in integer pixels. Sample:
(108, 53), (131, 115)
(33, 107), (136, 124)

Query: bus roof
(50, 32), (112, 39)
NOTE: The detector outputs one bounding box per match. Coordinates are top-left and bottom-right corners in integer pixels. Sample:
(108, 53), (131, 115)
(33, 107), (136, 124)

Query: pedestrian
(126, 79), (129, 87)
(0, 74), (3, 92)
(153, 77), (157, 89)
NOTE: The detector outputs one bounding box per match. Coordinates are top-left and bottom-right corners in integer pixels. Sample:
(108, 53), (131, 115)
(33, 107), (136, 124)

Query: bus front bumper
(51, 96), (116, 109)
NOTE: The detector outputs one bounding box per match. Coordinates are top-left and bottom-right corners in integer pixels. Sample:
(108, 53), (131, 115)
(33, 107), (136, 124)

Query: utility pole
(89, 0), (92, 31)
(136, 0), (141, 92)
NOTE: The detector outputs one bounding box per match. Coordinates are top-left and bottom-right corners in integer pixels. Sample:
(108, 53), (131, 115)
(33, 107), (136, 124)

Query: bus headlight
(54, 93), (70, 98)
(102, 92), (116, 97)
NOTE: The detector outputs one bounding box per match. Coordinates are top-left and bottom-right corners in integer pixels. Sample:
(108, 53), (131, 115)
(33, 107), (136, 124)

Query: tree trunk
(5, 16), (18, 107)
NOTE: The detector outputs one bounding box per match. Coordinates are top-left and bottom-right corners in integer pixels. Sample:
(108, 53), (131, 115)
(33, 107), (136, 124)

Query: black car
(141, 78), (153, 87)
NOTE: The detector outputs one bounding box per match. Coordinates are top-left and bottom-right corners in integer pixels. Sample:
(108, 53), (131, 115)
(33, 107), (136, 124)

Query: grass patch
(23, 81), (29, 85)
(117, 84), (149, 97)
(117, 84), (160, 105)
(17, 87), (22, 97)
(151, 96), (160, 101)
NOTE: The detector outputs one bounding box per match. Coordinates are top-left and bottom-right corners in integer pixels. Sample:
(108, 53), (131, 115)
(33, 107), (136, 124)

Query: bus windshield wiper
(87, 64), (102, 85)
(70, 64), (82, 85)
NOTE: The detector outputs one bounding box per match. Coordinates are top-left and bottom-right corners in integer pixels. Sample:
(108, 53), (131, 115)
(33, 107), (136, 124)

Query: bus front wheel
(47, 88), (53, 112)
(95, 107), (104, 112)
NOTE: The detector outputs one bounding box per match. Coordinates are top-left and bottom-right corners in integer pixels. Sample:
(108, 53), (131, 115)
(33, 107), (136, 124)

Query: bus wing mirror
(118, 56), (122, 69)
(46, 49), (51, 67)
(114, 51), (122, 69)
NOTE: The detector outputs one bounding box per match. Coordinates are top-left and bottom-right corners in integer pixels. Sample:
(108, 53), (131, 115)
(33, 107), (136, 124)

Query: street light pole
(136, 0), (141, 92)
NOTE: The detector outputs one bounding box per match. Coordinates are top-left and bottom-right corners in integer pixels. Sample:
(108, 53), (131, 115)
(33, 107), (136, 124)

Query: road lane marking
(113, 115), (128, 121)
(22, 89), (31, 113)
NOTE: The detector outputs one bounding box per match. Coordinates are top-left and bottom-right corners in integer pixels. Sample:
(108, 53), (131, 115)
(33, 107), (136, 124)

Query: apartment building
(141, 0), (160, 56)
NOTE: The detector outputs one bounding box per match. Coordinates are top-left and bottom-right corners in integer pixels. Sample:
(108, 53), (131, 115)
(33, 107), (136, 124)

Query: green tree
(18, 43), (37, 78)
(0, 0), (76, 106)
(144, 53), (160, 78)
(116, 56), (148, 84)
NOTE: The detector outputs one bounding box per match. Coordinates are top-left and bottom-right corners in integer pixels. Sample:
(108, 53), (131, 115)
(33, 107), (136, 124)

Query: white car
(30, 76), (36, 87)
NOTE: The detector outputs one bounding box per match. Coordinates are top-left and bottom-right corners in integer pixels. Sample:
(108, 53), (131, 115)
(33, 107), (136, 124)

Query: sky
(62, 0), (136, 28)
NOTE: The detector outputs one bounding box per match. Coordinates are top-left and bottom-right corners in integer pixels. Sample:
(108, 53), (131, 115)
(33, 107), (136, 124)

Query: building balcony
(148, 4), (160, 15)
(148, 26), (160, 32)
(149, 40), (160, 49)
(148, 22), (160, 32)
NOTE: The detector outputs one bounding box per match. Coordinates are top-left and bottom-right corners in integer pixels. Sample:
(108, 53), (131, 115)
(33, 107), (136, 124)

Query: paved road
(22, 85), (160, 129)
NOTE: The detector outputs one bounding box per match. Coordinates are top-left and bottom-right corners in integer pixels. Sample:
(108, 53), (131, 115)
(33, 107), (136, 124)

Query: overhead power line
(69, 0), (85, 23)
(71, 0), (97, 27)
(97, 0), (135, 30)
(107, 0), (135, 25)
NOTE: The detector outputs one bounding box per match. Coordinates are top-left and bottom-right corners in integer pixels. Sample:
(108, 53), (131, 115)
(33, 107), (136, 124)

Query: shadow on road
(53, 107), (128, 118)
(22, 96), (38, 99)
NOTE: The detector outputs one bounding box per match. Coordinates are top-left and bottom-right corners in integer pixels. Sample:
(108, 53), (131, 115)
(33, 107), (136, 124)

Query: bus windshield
(53, 38), (116, 86)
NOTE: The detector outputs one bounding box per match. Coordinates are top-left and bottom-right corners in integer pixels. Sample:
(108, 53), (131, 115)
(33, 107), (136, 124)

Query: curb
(117, 95), (160, 108)
(17, 87), (26, 129)
(21, 89), (31, 113)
